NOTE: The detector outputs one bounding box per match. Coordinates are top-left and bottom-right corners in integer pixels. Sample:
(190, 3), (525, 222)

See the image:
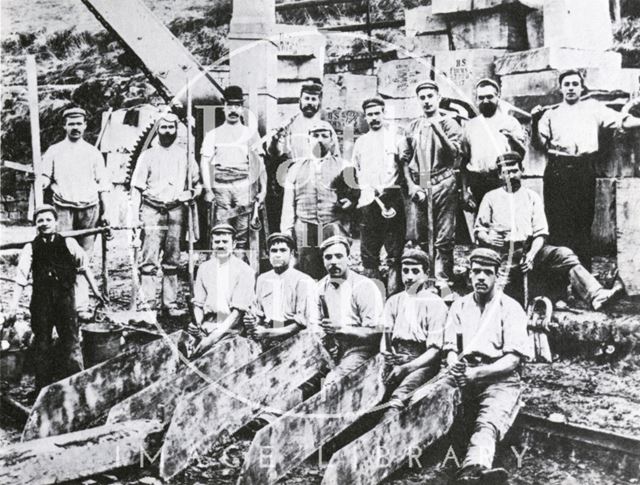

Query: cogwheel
(123, 119), (160, 190)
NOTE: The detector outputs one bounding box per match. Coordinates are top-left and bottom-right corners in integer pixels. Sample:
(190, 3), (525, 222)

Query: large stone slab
(322, 376), (460, 485)
(22, 331), (188, 441)
(377, 58), (433, 99)
(405, 6), (448, 37)
(238, 355), (386, 485)
(450, 8), (528, 50)
(526, 9), (544, 49)
(323, 73), (378, 112)
(543, 0), (613, 50)
(396, 34), (450, 59)
(159, 331), (332, 479)
(500, 69), (625, 98)
(107, 336), (261, 425)
(1, 419), (163, 485)
(616, 178), (640, 295)
(432, 0), (536, 14)
(383, 97), (423, 123)
(435, 49), (507, 102)
(495, 48), (622, 76)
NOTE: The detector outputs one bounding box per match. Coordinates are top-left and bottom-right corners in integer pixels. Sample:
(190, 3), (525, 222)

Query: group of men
(7, 68), (636, 484)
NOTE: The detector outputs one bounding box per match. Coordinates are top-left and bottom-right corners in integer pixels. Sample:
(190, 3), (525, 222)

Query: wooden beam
(0, 419), (163, 485)
(238, 354), (386, 485)
(2, 160), (34, 174)
(22, 331), (189, 441)
(25, 56), (43, 207)
(159, 331), (332, 480)
(107, 336), (261, 424)
(322, 376), (460, 485)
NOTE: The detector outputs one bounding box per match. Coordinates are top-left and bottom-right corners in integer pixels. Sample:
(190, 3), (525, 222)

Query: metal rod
(101, 231), (109, 296)
(186, 80), (195, 291)
(275, 0), (362, 12)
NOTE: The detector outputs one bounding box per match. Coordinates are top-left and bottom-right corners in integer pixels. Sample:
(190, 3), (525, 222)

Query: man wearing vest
(8, 205), (104, 391)
(130, 112), (201, 316)
(41, 107), (110, 320)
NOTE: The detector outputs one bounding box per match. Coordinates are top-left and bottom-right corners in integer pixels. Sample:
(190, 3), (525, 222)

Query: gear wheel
(123, 120), (160, 190)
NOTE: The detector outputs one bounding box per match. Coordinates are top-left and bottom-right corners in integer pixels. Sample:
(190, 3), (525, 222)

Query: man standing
(352, 97), (406, 294)
(130, 113), (201, 316)
(201, 86), (267, 254)
(474, 152), (618, 310)
(191, 224), (256, 356)
(8, 205), (104, 391)
(401, 81), (463, 282)
(381, 248), (448, 413)
(461, 79), (527, 211)
(41, 107), (110, 320)
(244, 232), (317, 349)
(443, 248), (533, 484)
(280, 121), (354, 279)
(317, 236), (384, 387)
(534, 69), (640, 269)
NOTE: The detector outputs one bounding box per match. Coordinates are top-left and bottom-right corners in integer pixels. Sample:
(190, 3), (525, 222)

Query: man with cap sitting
(8, 205), (105, 391)
(461, 78), (527, 211)
(280, 120), (355, 280)
(443, 247), (533, 484)
(130, 112), (201, 316)
(41, 106), (110, 320)
(474, 151), (619, 310)
(400, 81), (463, 282)
(352, 97), (406, 295)
(191, 223), (256, 356)
(201, 85), (267, 255)
(244, 232), (317, 349)
(316, 235), (384, 387)
(381, 247), (448, 414)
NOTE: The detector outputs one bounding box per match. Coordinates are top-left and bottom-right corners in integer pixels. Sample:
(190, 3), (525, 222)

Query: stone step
(495, 48), (622, 76)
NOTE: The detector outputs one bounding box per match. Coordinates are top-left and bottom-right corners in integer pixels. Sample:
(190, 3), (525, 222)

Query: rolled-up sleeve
(530, 191), (549, 238)
(443, 299), (462, 354)
(425, 297), (448, 351)
(474, 196), (493, 243)
(354, 277), (384, 330)
(130, 152), (149, 192)
(41, 147), (55, 188)
(279, 164), (299, 235)
(14, 244), (33, 287)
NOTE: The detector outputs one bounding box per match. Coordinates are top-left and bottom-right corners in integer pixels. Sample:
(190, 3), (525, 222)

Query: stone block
(450, 9), (528, 50)
(432, 0), (537, 13)
(617, 178), (640, 294)
(523, 144), (546, 176)
(278, 57), (324, 81)
(593, 178), (616, 255)
(494, 48), (622, 76)
(277, 103), (300, 126)
(405, 6), (448, 37)
(526, 9), (544, 49)
(277, 80), (308, 101)
(543, 0), (613, 50)
(383, 97), (423, 121)
(397, 34), (450, 59)
(276, 24), (326, 62)
(322, 73), (378, 112)
(500, 68), (625, 98)
(435, 49), (507, 102)
(377, 58), (433, 99)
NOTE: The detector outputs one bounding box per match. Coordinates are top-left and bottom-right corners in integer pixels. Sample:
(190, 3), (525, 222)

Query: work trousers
(460, 370), (522, 469)
(213, 180), (252, 250)
(322, 346), (377, 388)
(359, 189), (405, 295)
(30, 285), (83, 390)
(406, 173), (457, 280)
(139, 203), (184, 309)
(465, 169), (501, 209)
(55, 203), (99, 312)
(543, 154), (596, 270)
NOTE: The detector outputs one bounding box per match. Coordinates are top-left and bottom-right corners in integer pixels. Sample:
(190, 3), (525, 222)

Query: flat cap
(210, 223), (236, 236)
(267, 232), (295, 249)
(469, 247), (502, 267)
(415, 80), (439, 94)
(308, 120), (334, 133)
(320, 234), (351, 253)
(33, 204), (58, 221)
(223, 85), (244, 103)
(300, 78), (323, 95)
(63, 107), (87, 119)
(362, 97), (385, 111)
(401, 248), (430, 268)
(475, 78), (501, 93)
(496, 151), (523, 167)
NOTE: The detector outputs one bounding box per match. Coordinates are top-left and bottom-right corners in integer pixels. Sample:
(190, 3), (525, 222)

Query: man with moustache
(400, 81), (463, 282)
(266, 78), (340, 230)
(41, 107), (110, 320)
(443, 248), (533, 484)
(352, 97), (406, 294)
(280, 121), (354, 280)
(8, 205), (105, 391)
(317, 235), (384, 386)
(474, 152), (619, 309)
(130, 112), (201, 316)
(201, 86), (267, 253)
(191, 224), (255, 356)
(461, 78), (527, 211)
(244, 232), (317, 350)
(381, 248), (448, 414)
(534, 69), (640, 269)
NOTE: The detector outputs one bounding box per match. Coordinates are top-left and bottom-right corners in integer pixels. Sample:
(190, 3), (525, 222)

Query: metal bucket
(0, 349), (25, 383)
(81, 323), (123, 368)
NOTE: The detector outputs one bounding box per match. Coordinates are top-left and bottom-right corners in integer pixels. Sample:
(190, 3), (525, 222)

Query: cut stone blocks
(494, 48), (622, 76)
(405, 6), (448, 37)
(397, 34), (451, 58)
(432, 0), (537, 14)
(383, 97), (423, 122)
(500, 69), (627, 98)
(526, 9), (544, 49)
(450, 8), (529, 50)
(323, 73), (378, 112)
(543, 0), (613, 50)
(377, 57), (433, 99)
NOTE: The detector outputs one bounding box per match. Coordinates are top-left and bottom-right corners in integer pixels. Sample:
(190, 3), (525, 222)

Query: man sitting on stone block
(474, 151), (619, 310)
(244, 232), (318, 350)
(381, 248), (448, 414)
(191, 223), (255, 356)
